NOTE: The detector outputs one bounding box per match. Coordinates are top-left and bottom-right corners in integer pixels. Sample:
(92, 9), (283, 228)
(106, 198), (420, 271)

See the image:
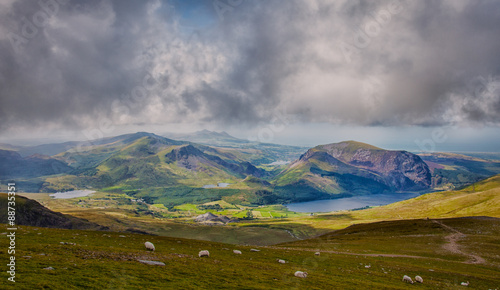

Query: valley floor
(17, 174), (500, 246)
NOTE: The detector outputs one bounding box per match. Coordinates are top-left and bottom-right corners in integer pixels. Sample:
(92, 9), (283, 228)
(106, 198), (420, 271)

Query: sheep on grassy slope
(233, 250), (242, 255)
(403, 275), (413, 284)
(144, 242), (155, 251)
(415, 275), (423, 283)
(198, 250), (210, 257)
(277, 259), (286, 264)
(461, 281), (469, 286)
(294, 271), (308, 278)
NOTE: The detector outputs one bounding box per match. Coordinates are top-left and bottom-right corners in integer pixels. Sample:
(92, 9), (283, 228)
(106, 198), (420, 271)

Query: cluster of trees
(197, 204), (223, 211)
(253, 190), (278, 205)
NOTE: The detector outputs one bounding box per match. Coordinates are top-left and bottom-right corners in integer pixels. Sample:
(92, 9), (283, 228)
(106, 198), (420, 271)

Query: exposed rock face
(165, 145), (204, 170)
(290, 141), (431, 194)
(314, 141), (432, 191)
(194, 212), (232, 224)
(165, 145), (267, 178)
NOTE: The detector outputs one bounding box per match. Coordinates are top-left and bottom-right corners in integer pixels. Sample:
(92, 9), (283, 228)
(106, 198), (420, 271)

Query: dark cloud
(0, 0), (499, 135)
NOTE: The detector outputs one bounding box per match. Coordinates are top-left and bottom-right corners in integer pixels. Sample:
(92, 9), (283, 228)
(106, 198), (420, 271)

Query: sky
(0, 0), (499, 151)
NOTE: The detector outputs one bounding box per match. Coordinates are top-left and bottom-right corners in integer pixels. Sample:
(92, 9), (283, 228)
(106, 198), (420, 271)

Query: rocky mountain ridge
(273, 141), (432, 202)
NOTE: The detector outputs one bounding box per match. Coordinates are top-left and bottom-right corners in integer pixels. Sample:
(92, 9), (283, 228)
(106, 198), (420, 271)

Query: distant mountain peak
(327, 140), (383, 151)
(218, 131), (233, 137)
(194, 129), (236, 138)
(132, 132), (164, 139)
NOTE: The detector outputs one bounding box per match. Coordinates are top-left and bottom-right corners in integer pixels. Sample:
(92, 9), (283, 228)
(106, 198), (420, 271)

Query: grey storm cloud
(0, 0), (499, 133)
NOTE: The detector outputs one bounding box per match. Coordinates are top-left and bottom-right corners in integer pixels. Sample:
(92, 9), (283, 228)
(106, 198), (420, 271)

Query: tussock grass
(1, 217), (499, 289)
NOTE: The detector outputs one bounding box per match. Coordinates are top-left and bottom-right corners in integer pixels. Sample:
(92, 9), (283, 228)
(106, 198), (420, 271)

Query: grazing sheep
(294, 271), (308, 278)
(233, 250), (242, 254)
(277, 259), (286, 264)
(314, 252), (320, 256)
(144, 242), (155, 251)
(198, 250), (210, 257)
(461, 281), (469, 286)
(402, 275), (414, 284)
(415, 276), (423, 283)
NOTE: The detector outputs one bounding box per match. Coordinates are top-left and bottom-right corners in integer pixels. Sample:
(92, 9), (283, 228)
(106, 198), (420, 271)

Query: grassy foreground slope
(0, 216), (499, 289)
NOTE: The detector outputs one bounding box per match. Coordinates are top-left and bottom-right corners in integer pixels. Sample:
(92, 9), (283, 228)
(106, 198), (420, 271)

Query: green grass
(1, 217), (499, 289)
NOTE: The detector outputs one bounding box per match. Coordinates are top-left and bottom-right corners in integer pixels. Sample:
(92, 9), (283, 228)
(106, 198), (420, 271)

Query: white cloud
(0, 0), (499, 137)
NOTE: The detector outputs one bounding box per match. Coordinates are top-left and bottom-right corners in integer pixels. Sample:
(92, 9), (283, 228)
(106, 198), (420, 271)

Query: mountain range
(163, 130), (308, 165)
(1, 131), (499, 206)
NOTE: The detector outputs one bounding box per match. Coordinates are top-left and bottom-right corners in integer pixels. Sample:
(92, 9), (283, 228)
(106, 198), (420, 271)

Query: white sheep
(402, 275), (413, 284)
(294, 271), (308, 278)
(415, 275), (423, 283)
(198, 250), (210, 257)
(314, 252), (320, 256)
(233, 250), (242, 254)
(461, 281), (469, 286)
(277, 259), (286, 264)
(144, 242), (155, 251)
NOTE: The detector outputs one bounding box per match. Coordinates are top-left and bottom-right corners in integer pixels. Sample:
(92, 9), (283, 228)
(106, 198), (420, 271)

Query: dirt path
(270, 220), (486, 265)
(431, 220), (486, 264)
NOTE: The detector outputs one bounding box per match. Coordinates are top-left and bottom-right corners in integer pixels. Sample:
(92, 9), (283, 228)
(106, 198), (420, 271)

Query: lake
(285, 192), (421, 213)
(49, 190), (96, 199)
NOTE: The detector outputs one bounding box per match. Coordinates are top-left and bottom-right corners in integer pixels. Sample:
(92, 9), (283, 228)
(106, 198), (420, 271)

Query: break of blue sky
(163, 0), (217, 32)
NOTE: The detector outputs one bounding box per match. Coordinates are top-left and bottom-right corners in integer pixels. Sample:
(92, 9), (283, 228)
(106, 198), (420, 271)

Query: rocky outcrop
(165, 145), (267, 178)
(313, 141), (432, 191)
(283, 141), (432, 196)
(194, 212), (232, 224)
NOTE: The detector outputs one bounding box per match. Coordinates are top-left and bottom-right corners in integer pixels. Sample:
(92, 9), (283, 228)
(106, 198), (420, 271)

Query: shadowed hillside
(0, 193), (105, 230)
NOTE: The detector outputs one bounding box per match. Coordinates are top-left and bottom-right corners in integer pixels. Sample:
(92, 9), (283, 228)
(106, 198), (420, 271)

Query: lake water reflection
(49, 190), (95, 199)
(285, 192), (421, 213)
